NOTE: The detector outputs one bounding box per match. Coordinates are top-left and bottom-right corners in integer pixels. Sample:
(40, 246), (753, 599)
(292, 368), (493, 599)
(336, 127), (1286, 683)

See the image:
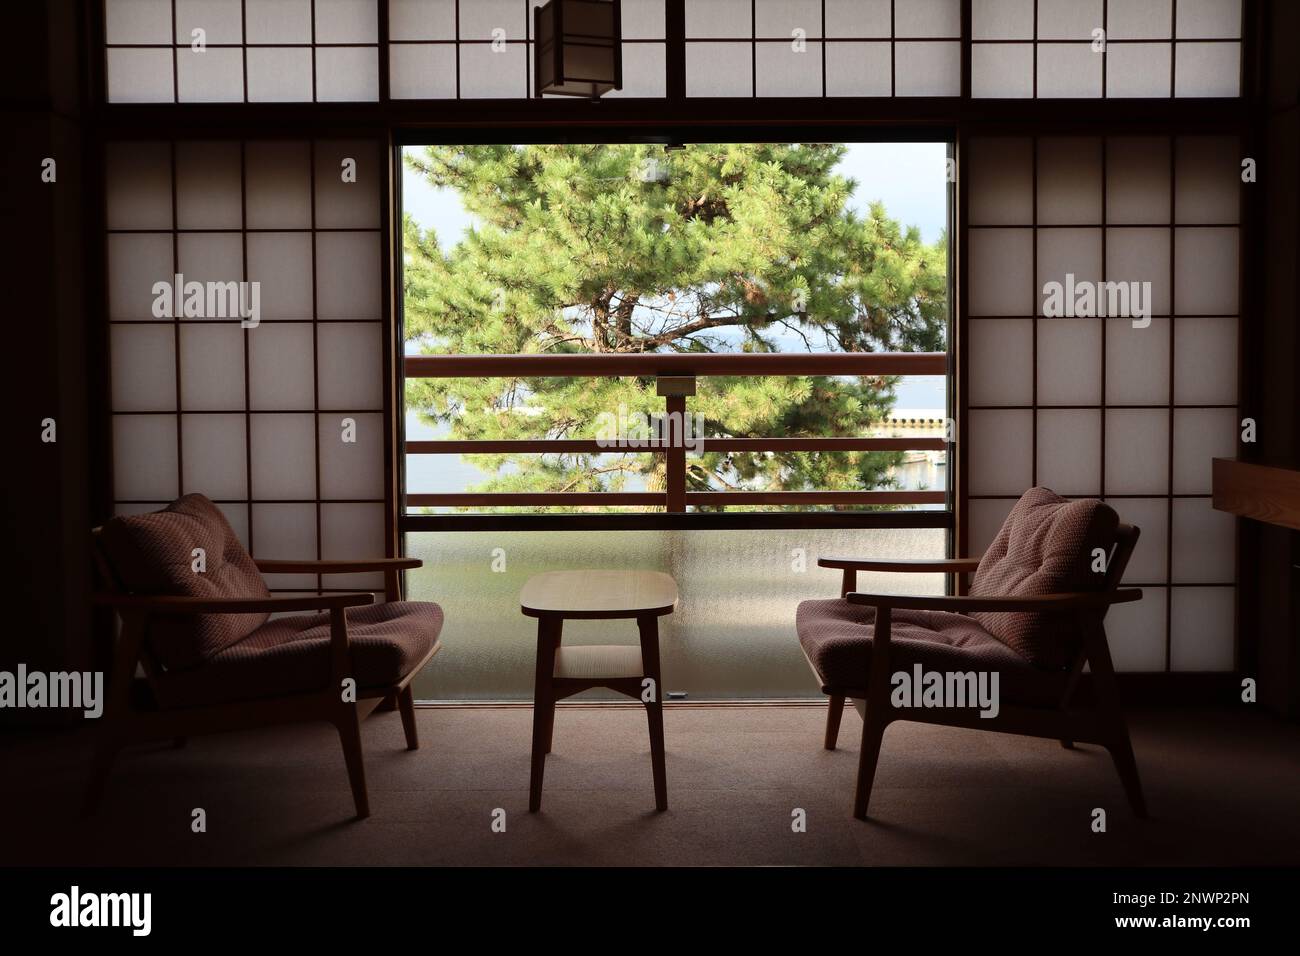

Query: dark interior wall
(1, 0), (91, 724)
(1249, 0), (1300, 717)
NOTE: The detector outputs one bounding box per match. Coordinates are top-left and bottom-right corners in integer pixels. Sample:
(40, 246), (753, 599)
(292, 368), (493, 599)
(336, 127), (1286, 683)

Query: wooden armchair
(86, 494), (443, 820)
(796, 487), (1147, 821)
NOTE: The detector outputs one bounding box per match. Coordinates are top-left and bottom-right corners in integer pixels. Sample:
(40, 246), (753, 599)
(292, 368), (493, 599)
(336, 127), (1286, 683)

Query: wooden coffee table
(520, 570), (678, 813)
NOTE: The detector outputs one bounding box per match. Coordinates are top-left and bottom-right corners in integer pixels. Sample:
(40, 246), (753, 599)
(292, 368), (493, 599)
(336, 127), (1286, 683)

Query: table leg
(544, 621), (562, 753)
(529, 615), (560, 813)
(638, 614), (668, 812)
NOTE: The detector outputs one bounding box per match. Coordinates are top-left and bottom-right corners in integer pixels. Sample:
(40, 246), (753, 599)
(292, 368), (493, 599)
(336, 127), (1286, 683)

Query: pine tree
(403, 143), (947, 511)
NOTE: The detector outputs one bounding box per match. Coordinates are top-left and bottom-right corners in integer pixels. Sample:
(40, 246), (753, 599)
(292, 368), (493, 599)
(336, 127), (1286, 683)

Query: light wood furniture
(814, 525), (1147, 821)
(520, 570), (678, 812)
(1213, 457), (1300, 532)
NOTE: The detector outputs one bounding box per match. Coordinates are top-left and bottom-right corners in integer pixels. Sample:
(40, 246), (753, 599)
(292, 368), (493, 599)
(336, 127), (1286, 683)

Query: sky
(402, 142), (950, 493)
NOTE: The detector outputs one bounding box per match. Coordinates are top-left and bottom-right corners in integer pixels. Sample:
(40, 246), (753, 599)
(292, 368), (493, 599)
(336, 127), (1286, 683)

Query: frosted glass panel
(1104, 409), (1168, 494)
(249, 323), (316, 409)
(1174, 43), (1240, 98)
(321, 503), (386, 589)
(106, 142), (172, 230)
(824, 0), (891, 37)
(1106, 138), (1171, 223)
(315, 46), (380, 102)
(1170, 587), (1234, 671)
(182, 414), (248, 499)
(968, 320), (1033, 406)
(114, 415), (179, 500)
(971, 44), (1033, 98)
(969, 409), (1033, 495)
(1037, 0), (1103, 39)
(755, 0), (820, 36)
(1037, 229), (1103, 315)
(1174, 227), (1239, 315)
(1174, 317), (1237, 405)
(106, 0), (173, 43)
(894, 0), (960, 37)
(1106, 228), (1171, 316)
(755, 42), (823, 97)
(1107, 0), (1172, 39)
(1109, 497), (1167, 582)
(176, 142), (242, 230)
(685, 0), (751, 38)
(316, 232), (381, 319)
(176, 47), (244, 103)
(967, 138), (1033, 225)
(972, 0), (1034, 40)
(619, 0), (667, 38)
(319, 413), (385, 499)
(246, 47), (314, 102)
(1038, 138), (1103, 224)
(180, 323), (245, 409)
(111, 325), (177, 412)
(1036, 409), (1102, 495)
(459, 44), (528, 98)
(317, 323), (384, 408)
(1172, 407), (1236, 495)
(245, 0), (312, 42)
(314, 0), (378, 43)
(459, 0), (528, 39)
(176, 234), (244, 310)
(389, 0), (456, 40)
(390, 44), (458, 99)
(1175, 0), (1242, 39)
(1175, 136), (1241, 224)
(894, 42), (960, 96)
(969, 228), (1033, 315)
(1106, 43), (1172, 97)
(825, 42), (891, 96)
(107, 49), (175, 103)
(1106, 588), (1167, 671)
(247, 233), (314, 320)
(1036, 44), (1103, 98)
(176, 0), (244, 44)
(1037, 319), (1102, 405)
(245, 141), (312, 229)
(315, 141), (381, 228)
(968, 499), (1015, 557)
(252, 503), (318, 560)
(1171, 497), (1235, 583)
(108, 233), (173, 320)
(1105, 317), (1171, 405)
(606, 44), (668, 98)
(405, 527), (946, 699)
(251, 414), (317, 499)
(686, 43), (752, 97)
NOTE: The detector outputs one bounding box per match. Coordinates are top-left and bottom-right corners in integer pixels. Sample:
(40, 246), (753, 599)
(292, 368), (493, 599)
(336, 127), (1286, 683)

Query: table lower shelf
(553, 644), (645, 680)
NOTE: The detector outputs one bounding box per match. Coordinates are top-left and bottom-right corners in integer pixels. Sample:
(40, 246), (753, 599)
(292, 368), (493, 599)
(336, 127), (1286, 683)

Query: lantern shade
(535, 0), (623, 98)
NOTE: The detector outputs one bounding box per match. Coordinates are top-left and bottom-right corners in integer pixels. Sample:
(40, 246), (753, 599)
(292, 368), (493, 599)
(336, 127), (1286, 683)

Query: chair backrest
(95, 494), (270, 672)
(969, 487), (1122, 670)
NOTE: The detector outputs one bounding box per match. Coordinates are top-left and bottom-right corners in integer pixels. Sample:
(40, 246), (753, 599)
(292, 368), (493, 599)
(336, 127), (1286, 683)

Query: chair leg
(334, 708), (370, 820)
(1107, 728), (1148, 819)
(852, 704), (888, 820)
(1083, 618), (1148, 819)
(543, 697), (556, 754)
(82, 738), (121, 817)
(397, 686), (418, 751)
(824, 694), (845, 750)
(1060, 738), (1075, 749)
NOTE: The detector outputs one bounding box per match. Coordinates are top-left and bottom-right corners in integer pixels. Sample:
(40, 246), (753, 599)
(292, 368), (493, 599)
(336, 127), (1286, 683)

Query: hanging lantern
(534, 0), (623, 99)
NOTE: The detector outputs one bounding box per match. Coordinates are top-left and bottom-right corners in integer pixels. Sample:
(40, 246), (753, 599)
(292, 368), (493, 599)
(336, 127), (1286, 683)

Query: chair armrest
(254, 558), (422, 574)
(93, 592), (375, 614)
(844, 589), (1142, 613)
(818, 557), (983, 573)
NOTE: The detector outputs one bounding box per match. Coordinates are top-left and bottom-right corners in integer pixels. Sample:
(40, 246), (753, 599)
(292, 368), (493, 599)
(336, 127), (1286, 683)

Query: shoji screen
(966, 134), (1241, 672)
(106, 138), (390, 595)
(104, 0), (381, 102)
(971, 0), (1242, 98)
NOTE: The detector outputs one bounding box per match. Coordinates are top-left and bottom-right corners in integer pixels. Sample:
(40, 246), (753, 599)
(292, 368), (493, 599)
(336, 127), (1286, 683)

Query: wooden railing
(404, 352), (948, 514)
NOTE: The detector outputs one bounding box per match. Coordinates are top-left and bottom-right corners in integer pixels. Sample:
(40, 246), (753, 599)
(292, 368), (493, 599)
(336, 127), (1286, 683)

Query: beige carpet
(2, 704), (1298, 866)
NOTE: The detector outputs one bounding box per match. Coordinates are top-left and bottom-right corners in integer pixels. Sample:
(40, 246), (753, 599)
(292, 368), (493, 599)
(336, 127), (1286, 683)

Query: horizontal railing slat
(405, 352), (946, 377)
(407, 491), (945, 507)
(407, 437), (948, 454)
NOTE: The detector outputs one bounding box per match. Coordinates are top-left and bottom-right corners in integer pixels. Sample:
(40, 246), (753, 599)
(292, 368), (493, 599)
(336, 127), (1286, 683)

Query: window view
(400, 141), (951, 516)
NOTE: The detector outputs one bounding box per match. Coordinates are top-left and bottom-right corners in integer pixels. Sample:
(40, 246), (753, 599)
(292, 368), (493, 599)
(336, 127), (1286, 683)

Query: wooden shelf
(1212, 458), (1300, 532)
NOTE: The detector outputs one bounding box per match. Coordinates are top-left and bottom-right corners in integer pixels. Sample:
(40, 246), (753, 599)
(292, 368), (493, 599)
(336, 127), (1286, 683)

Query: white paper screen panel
(104, 0), (380, 102)
(970, 0), (1242, 98)
(965, 133), (1241, 671)
(106, 138), (389, 590)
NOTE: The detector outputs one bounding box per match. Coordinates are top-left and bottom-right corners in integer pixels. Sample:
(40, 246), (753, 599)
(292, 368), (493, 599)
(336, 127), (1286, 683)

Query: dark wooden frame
(813, 523), (1148, 820)
(85, 536), (438, 820)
